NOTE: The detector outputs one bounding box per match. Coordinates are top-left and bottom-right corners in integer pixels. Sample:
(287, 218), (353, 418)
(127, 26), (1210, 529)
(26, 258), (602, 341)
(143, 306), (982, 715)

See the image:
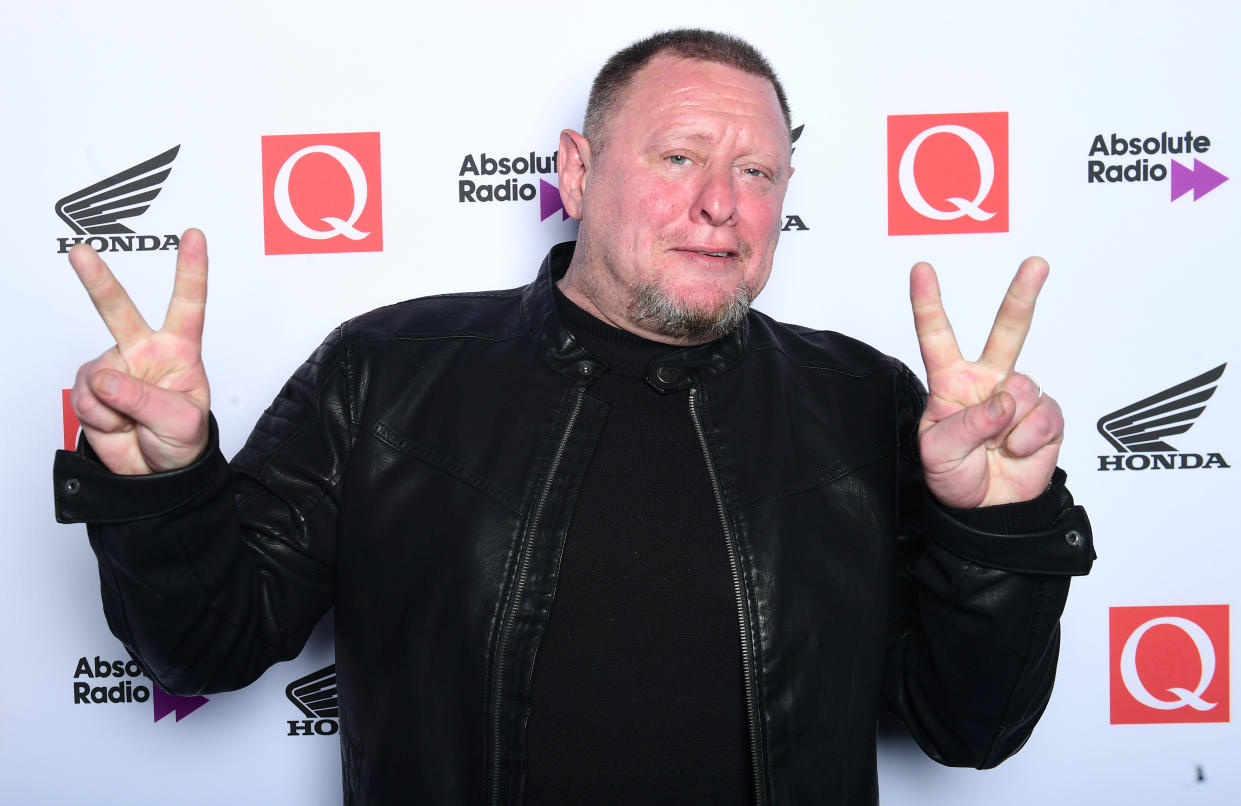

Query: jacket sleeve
(881, 363), (1094, 768)
(52, 326), (354, 697)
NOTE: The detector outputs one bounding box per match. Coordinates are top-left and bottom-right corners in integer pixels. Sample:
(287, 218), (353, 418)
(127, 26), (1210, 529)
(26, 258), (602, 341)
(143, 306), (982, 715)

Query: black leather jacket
(55, 242), (1093, 805)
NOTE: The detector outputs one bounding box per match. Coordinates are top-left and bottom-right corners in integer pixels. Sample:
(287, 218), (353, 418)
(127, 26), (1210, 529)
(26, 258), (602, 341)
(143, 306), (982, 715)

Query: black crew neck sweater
(522, 287), (749, 805)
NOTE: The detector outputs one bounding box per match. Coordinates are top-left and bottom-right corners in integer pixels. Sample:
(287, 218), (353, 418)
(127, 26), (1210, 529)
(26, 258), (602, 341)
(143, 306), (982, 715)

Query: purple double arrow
(152, 684), (209, 723)
(1171, 159), (1228, 201)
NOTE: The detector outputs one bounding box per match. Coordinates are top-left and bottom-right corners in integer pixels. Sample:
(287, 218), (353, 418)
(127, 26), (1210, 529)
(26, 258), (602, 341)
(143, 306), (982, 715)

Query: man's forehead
(627, 54), (774, 102)
(615, 55), (788, 137)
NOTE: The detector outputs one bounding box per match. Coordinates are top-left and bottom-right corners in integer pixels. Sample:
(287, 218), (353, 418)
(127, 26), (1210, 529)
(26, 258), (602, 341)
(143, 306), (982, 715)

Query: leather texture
(54, 241), (1094, 805)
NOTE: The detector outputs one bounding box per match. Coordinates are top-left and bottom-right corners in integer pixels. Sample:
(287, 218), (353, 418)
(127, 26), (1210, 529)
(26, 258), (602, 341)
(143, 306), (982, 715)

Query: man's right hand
(68, 228), (211, 476)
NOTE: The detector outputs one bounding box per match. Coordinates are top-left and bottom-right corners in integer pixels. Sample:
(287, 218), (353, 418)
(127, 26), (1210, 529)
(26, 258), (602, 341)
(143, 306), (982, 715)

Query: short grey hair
(582, 29), (793, 152)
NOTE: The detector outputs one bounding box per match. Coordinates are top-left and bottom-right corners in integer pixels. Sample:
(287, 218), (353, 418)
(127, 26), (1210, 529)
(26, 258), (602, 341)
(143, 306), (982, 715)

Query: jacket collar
(520, 241), (751, 392)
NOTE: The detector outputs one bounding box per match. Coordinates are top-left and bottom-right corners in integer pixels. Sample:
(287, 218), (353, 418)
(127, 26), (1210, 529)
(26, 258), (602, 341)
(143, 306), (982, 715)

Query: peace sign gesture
(67, 229), (211, 476)
(910, 257), (1063, 509)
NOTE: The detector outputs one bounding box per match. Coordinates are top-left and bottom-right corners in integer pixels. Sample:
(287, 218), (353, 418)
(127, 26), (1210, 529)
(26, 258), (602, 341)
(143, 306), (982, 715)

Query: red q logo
(262, 132), (383, 255)
(887, 112), (1008, 236)
(1109, 605), (1229, 724)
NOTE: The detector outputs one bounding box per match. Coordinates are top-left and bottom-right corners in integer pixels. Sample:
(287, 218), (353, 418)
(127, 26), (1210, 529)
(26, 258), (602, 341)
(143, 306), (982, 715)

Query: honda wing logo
(1096, 364), (1230, 471)
(1098, 364), (1225, 452)
(286, 664), (339, 737)
(55, 146), (179, 235)
(54, 146), (182, 254)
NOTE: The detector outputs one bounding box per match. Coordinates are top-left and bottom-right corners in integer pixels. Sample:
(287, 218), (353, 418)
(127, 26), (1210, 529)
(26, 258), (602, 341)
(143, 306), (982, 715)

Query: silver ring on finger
(1018, 371), (1043, 399)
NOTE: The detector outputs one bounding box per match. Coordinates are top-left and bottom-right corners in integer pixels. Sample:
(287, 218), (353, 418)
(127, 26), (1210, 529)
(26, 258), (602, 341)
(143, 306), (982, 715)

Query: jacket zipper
(487, 388), (585, 806)
(689, 387), (766, 806)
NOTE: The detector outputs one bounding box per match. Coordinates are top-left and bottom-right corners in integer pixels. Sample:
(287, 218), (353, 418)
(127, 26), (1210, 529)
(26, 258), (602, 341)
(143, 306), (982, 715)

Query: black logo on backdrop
(73, 655), (151, 705)
(55, 146), (182, 253)
(457, 148), (558, 212)
(781, 124), (809, 232)
(1086, 130), (1228, 200)
(71, 654), (210, 721)
(1097, 364), (1230, 471)
(286, 664), (339, 736)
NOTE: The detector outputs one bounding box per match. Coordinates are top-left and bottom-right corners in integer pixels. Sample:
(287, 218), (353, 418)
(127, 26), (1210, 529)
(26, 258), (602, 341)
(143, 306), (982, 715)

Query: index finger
(910, 261), (964, 376)
(68, 242), (152, 350)
(979, 256), (1049, 373)
(161, 228), (208, 343)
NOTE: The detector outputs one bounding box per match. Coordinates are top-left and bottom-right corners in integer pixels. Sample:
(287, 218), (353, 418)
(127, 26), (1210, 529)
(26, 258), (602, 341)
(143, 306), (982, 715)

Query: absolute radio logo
(1096, 364), (1230, 471)
(71, 655), (209, 722)
(1087, 129), (1229, 201)
(262, 133), (383, 255)
(457, 147), (567, 221)
(286, 664), (338, 737)
(54, 146), (182, 254)
(887, 113), (1008, 236)
(1110, 605), (1229, 724)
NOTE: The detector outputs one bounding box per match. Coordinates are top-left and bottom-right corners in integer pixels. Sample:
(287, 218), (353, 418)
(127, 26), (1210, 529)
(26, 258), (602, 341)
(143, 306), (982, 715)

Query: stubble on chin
(621, 235), (760, 343)
(627, 277), (752, 343)
(570, 234), (760, 343)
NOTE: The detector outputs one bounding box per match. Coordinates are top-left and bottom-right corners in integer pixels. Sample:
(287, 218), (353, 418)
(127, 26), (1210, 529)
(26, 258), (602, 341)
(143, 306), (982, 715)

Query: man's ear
(557, 129), (591, 221)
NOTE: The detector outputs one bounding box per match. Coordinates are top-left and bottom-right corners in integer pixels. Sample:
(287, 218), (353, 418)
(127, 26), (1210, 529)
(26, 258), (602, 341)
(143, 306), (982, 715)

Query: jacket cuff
(924, 468), (1095, 576)
(53, 415), (231, 524)
(945, 467), (1067, 534)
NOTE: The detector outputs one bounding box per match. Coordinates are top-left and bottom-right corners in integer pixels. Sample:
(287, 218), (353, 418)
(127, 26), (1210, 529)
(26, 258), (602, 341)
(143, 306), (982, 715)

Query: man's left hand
(910, 257), (1063, 509)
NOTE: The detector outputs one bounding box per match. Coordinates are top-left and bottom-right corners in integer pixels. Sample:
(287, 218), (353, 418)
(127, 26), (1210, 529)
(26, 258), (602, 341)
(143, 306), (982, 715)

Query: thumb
(965, 392), (1017, 450)
(89, 369), (203, 444)
(90, 369), (148, 418)
(923, 392), (1016, 467)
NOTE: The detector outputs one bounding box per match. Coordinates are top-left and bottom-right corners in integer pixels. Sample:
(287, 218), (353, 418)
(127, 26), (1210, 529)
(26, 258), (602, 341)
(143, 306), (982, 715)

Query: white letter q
(274, 145), (371, 240)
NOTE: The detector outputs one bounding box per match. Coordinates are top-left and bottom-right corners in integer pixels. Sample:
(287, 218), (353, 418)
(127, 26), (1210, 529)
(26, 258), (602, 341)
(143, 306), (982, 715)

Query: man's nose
(695, 168), (737, 225)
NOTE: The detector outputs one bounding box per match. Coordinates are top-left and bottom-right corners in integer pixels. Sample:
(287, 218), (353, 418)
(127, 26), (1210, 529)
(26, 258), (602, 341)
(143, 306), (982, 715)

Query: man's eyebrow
(651, 128), (784, 156)
(648, 129), (716, 148)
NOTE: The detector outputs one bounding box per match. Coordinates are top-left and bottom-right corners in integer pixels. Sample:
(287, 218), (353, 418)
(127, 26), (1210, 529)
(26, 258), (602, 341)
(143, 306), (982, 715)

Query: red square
(63, 388), (79, 450)
(887, 112), (1008, 236)
(1109, 605), (1229, 724)
(262, 132), (383, 255)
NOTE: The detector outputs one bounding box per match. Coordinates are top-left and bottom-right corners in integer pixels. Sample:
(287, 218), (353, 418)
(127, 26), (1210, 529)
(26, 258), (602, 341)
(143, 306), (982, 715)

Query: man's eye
(743, 167), (770, 179)
(667, 155), (691, 166)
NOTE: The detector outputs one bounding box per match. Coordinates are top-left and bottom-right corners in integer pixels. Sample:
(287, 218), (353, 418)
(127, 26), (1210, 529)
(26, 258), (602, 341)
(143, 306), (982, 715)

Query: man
(55, 29), (1093, 805)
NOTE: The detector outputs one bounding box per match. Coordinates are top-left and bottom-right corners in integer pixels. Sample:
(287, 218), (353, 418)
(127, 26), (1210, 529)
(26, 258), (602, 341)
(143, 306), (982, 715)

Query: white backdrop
(4, 0), (1238, 803)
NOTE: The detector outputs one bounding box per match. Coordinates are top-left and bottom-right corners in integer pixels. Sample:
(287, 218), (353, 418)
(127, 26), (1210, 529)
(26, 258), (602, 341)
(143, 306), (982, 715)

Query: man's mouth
(680, 247), (737, 259)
